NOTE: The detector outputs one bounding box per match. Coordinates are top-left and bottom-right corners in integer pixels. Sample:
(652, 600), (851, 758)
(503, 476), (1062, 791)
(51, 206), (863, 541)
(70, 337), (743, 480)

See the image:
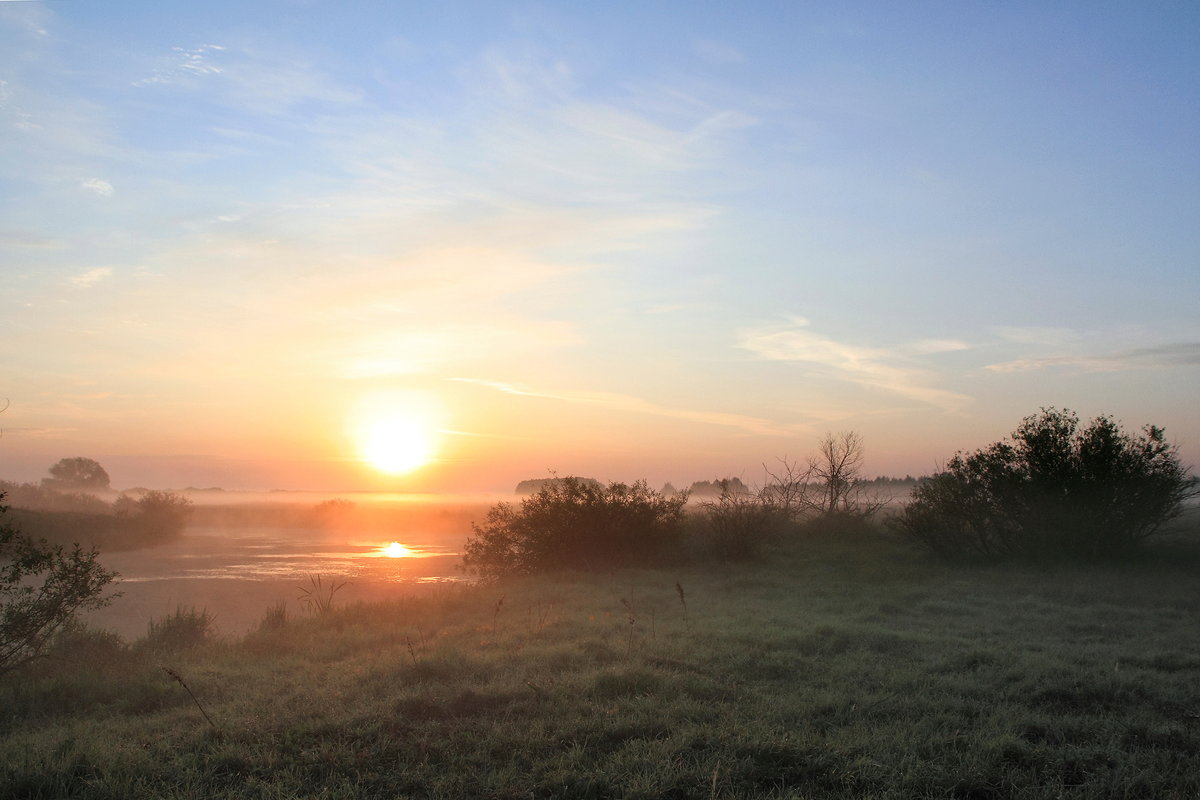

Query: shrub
(48, 622), (130, 670)
(894, 408), (1197, 560)
(0, 480), (110, 514)
(140, 606), (215, 652)
(693, 480), (792, 561)
(462, 477), (688, 578)
(129, 490), (192, 541)
(0, 493), (120, 674)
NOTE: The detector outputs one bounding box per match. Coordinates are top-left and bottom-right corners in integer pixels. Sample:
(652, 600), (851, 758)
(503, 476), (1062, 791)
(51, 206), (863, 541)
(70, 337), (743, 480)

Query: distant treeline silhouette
(518, 474), (925, 498)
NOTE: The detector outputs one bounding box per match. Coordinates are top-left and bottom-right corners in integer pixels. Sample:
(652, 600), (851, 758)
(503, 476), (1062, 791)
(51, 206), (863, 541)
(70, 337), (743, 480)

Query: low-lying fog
(84, 493), (494, 639)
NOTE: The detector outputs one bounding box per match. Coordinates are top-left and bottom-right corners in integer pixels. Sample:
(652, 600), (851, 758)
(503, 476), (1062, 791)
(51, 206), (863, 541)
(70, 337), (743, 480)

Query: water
(86, 522), (471, 639)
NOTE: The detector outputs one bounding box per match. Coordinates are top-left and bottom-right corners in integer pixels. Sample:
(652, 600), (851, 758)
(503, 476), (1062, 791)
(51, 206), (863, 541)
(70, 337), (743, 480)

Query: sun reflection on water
(381, 541), (415, 558)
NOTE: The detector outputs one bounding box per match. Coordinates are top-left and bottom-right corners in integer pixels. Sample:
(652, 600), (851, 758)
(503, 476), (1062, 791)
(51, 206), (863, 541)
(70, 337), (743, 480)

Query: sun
(381, 541), (414, 558)
(360, 417), (435, 475)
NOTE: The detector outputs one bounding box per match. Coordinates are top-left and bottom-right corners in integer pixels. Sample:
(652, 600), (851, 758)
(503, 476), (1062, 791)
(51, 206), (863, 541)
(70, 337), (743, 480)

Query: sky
(1, 0), (1198, 493)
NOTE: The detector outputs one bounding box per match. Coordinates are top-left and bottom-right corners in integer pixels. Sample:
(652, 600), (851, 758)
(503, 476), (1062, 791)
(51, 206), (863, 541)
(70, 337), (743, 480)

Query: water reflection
(101, 526), (462, 583)
(380, 541), (413, 558)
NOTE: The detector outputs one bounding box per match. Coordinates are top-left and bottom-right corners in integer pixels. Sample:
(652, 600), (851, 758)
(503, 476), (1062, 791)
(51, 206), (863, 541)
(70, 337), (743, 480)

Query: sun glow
(381, 541), (414, 558)
(360, 417), (436, 474)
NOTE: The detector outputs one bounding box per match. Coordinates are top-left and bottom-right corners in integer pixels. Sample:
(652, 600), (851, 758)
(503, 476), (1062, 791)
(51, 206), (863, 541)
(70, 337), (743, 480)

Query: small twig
(162, 667), (218, 732)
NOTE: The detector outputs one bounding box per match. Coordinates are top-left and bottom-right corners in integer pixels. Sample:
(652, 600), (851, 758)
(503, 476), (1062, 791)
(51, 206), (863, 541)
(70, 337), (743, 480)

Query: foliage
(122, 489), (193, 542)
(462, 477), (689, 577)
(140, 606), (215, 652)
(42, 457), (110, 491)
(514, 476), (601, 495)
(693, 480), (792, 560)
(312, 497), (356, 530)
(686, 477), (751, 498)
(0, 493), (119, 674)
(298, 574), (347, 615)
(895, 408), (1197, 559)
(0, 480), (110, 514)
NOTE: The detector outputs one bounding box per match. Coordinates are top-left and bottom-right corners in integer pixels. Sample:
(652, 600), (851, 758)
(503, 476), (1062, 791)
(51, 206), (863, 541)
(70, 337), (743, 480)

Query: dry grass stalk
(675, 581), (688, 629)
(162, 666), (218, 732)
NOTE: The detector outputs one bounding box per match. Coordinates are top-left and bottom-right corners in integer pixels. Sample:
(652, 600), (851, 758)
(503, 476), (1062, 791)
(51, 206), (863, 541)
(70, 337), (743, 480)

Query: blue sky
(2, 1), (1198, 491)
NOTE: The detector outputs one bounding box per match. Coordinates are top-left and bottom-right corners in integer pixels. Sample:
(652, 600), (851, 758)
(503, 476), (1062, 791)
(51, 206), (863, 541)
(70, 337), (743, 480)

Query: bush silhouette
(0, 493), (119, 674)
(895, 408), (1196, 559)
(462, 477), (688, 578)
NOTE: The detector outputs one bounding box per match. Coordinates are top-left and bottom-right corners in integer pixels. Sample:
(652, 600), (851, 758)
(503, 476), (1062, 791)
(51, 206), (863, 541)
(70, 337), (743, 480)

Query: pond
(85, 521), (472, 640)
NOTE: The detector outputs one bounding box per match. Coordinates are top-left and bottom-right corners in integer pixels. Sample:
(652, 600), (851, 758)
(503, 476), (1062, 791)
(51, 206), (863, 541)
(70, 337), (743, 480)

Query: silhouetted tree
(0, 493), (119, 674)
(807, 431), (882, 516)
(759, 432), (882, 521)
(895, 408), (1197, 559)
(43, 457), (110, 491)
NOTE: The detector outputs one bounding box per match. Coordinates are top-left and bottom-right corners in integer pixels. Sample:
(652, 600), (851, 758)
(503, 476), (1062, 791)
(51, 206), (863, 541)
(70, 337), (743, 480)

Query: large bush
(114, 490), (193, 543)
(462, 477), (688, 578)
(1, 493), (119, 674)
(895, 408), (1196, 559)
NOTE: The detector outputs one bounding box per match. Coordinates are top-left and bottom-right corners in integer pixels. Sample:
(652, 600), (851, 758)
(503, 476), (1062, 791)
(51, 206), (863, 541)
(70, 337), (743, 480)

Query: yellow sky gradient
(2, 3), (1198, 493)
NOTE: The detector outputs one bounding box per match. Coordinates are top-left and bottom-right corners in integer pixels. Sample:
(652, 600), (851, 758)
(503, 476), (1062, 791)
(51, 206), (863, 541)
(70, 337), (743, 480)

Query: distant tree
(0, 493), (119, 674)
(515, 477), (602, 495)
(688, 477), (750, 498)
(894, 408), (1197, 560)
(464, 477), (688, 578)
(42, 457), (110, 491)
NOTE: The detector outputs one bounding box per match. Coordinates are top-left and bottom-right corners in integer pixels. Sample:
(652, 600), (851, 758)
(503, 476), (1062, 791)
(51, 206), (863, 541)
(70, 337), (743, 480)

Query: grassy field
(2, 525), (1199, 799)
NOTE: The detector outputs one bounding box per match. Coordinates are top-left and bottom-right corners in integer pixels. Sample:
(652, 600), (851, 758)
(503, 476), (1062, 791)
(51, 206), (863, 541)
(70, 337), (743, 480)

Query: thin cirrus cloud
(68, 267), (113, 288)
(738, 317), (972, 412)
(133, 41), (362, 114)
(451, 378), (804, 438)
(986, 342), (1200, 373)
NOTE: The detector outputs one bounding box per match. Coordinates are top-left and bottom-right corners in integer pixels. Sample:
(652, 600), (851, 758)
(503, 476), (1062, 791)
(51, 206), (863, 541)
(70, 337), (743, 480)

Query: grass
(2, 527), (1199, 798)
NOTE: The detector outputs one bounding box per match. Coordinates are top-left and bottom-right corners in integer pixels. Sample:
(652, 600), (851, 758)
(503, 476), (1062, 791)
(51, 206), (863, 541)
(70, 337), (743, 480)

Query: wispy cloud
(987, 342), (1200, 373)
(992, 326), (1084, 348)
(336, 321), (580, 380)
(0, 231), (62, 249)
(68, 267), (112, 288)
(452, 377), (804, 437)
(692, 38), (746, 65)
(80, 178), (113, 196)
(738, 317), (972, 412)
(133, 44), (226, 86)
(134, 41), (361, 114)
